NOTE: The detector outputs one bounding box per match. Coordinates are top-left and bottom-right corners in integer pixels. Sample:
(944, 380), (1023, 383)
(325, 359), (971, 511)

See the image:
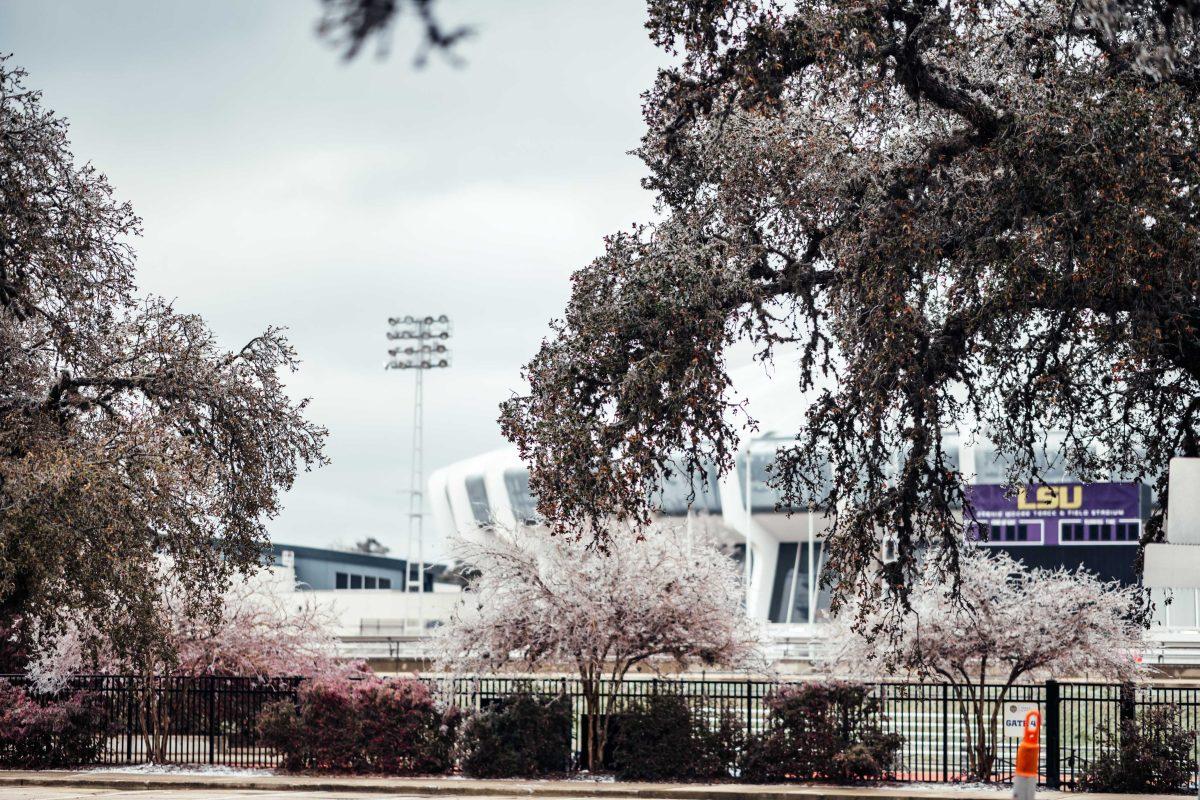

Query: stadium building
(261, 543), (461, 670)
(428, 365), (1200, 670)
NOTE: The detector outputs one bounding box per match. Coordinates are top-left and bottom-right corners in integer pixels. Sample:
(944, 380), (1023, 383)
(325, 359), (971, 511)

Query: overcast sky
(0, 0), (664, 560)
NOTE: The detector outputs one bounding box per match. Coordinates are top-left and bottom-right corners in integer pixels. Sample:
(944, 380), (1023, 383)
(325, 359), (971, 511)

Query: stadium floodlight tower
(386, 314), (452, 621)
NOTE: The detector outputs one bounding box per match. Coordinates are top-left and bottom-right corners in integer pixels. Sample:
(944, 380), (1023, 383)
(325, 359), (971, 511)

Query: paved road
(0, 791), (571, 800)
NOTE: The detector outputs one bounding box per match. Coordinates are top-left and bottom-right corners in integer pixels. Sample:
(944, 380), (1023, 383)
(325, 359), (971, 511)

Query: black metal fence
(1, 675), (300, 769)
(434, 677), (1106, 787)
(4, 674), (1200, 787)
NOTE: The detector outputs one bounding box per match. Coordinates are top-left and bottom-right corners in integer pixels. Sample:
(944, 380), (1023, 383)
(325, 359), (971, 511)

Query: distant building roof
(270, 542), (411, 571)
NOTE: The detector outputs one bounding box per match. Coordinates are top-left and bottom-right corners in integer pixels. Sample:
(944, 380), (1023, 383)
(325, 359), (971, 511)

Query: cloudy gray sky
(0, 0), (663, 560)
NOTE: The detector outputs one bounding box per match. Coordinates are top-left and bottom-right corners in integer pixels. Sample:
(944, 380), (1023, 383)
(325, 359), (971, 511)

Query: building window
(444, 486), (457, 529)
(768, 542), (830, 623)
(1062, 519), (1139, 544)
(465, 475), (492, 525)
(980, 520), (1043, 544)
(335, 572), (396, 590)
(737, 442), (827, 513)
(975, 447), (1013, 484)
(504, 469), (539, 525)
(975, 442), (1088, 484)
(653, 462), (723, 516)
(1116, 521), (1140, 541)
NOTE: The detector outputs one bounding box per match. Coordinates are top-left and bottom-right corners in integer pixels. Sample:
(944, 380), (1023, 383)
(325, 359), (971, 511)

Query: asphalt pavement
(0, 790), (573, 800)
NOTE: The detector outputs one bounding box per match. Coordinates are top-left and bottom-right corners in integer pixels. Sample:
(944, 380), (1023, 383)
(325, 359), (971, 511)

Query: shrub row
(6, 671), (1194, 790)
(0, 679), (109, 768)
(610, 681), (903, 782)
(1078, 705), (1198, 794)
(257, 674), (459, 773)
(257, 676), (1196, 789)
(258, 677), (904, 782)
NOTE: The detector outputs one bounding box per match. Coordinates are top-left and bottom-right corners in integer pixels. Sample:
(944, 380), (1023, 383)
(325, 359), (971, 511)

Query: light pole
(743, 446), (754, 616)
(386, 314), (452, 631)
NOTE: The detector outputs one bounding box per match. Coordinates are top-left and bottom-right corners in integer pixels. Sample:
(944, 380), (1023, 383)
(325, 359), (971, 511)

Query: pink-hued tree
(29, 570), (340, 762)
(166, 573), (341, 680)
(31, 570), (340, 683)
(825, 547), (1145, 781)
(435, 522), (762, 772)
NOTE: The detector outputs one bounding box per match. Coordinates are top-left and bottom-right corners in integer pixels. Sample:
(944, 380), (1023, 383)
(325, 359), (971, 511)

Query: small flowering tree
(435, 522), (761, 771)
(825, 547), (1145, 781)
(157, 572), (340, 679)
(29, 568), (339, 762)
(31, 569), (339, 683)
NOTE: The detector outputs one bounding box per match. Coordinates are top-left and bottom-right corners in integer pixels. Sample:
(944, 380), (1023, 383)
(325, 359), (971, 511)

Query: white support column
(1146, 458), (1200, 589)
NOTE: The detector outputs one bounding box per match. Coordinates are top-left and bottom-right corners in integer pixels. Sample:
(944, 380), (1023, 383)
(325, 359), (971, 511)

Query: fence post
(1045, 680), (1060, 789)
(125, 676), (134, 764)
(207, 677), (217, 764)
(941, 683), (949, 782)
(745, 679), (753, 738)
(1119, 682), (1136, 724)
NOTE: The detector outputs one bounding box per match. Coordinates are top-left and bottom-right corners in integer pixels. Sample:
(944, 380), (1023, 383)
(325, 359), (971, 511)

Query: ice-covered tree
(499, 0), (1200, 616)
(435, 522), (761, 771)
(28, 569), (340, 763)
(29, 570), (340, 685)
(825, 547), (1145, 781)
(0, 59), (326, 663)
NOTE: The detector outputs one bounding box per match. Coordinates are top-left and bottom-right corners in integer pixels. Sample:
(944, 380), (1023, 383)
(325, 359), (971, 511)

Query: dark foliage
(611, 692), (742, 782)
(499, 0), (1200, 617)
(0, 59), (326, 664)
(740, 681), (902, 783)
(0, 679), (109, 768)
(458, 692), (572, 778)
(316, 0), (471, 63)
(1080, 705), (1197, 793)
(0, 617), (28, 674)
(257, 675), (458, 774)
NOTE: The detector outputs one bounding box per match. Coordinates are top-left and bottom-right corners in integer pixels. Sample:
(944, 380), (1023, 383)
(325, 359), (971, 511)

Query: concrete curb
(0, 771), (1090, 800)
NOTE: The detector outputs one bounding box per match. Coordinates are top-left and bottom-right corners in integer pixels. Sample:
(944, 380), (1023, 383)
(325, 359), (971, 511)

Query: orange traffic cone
(1012, 710), (1041, 800)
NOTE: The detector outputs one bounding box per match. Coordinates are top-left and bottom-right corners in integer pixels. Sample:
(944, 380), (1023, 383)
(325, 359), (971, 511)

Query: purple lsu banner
(965, 482), (1147, 546)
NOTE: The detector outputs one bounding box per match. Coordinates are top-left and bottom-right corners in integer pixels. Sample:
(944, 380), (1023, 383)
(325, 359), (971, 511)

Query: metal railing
(3, 673), (1198, 786)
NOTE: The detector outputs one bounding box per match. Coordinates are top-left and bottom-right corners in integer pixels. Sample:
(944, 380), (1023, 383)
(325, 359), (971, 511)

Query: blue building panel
(269, 543), (433, 592)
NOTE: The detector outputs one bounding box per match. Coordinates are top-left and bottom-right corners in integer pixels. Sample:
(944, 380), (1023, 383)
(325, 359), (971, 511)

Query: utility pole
(386, 315), (452, 631)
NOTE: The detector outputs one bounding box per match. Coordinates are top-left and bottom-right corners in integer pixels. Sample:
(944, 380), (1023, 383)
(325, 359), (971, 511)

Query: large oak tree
(500, 0), (1200, 612)
(0, 60), (326, 663)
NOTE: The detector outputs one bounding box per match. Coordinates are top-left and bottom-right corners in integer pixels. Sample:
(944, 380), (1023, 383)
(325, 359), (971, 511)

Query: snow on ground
(84, 764), (274, 777)
(891, 783), (1010, 793)
(75, 767), (1008, 791)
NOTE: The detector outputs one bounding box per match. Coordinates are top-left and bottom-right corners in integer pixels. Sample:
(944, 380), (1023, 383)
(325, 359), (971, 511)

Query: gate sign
(966, 482), (1147, 546)
(1004, 702), (1039, 738)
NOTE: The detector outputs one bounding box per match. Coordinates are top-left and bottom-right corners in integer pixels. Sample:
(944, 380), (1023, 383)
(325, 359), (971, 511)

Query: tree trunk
(137, 673), (172, 763)
(982, 684), (1013, 784)
(581, 676), (603, 772)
